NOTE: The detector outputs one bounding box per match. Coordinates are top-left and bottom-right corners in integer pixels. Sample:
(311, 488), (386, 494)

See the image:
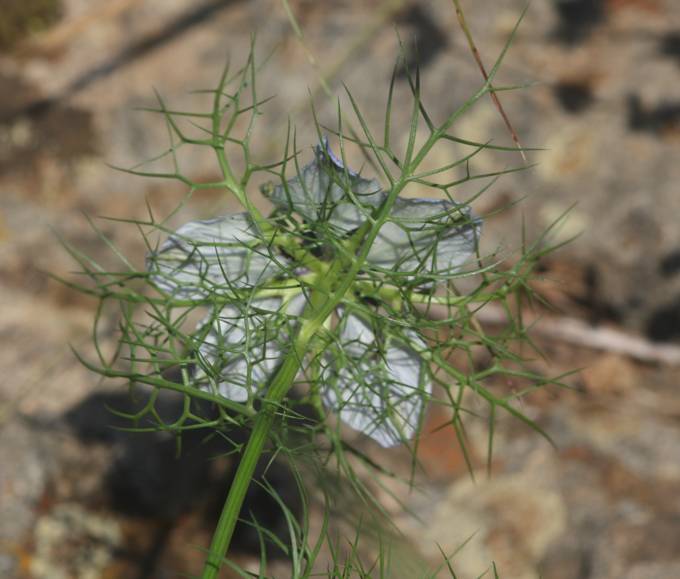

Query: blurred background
(1, 0), (679, 577)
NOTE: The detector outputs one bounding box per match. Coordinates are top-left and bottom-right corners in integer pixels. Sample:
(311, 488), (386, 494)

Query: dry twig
(450, 0), (528, 164)
(477, 304), (680, 366)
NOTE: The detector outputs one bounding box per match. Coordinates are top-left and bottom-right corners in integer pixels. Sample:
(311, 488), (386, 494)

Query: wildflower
(147, 141), (480, 447)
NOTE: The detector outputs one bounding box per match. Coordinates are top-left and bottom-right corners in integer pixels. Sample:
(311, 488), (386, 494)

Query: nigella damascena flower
(146, 140), (481, 447)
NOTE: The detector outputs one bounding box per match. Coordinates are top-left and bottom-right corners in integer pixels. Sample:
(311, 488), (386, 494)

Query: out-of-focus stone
(400, 436), (568, 577)
(30, 503), (122, 579)
(416, 403), (481, 482)
(0, 420), (55, 577)
(580, 353), (638, 396)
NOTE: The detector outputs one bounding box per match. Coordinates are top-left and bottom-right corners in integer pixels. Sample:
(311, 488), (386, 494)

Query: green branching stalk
(61, 4), (568, 578)
(200, 43), (518, 571)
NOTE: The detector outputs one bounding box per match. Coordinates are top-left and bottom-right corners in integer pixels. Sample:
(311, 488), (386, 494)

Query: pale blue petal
(367, 198), (481, 277)
(268, 142), (383, 233)
(323, 311), (431, 447)
(147, 213), (284, 299)
(195, 295), (307, 401)
(195, 298), (281, 402)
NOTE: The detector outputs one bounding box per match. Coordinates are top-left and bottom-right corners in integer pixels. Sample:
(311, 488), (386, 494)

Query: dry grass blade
(450, 0), (528, 164)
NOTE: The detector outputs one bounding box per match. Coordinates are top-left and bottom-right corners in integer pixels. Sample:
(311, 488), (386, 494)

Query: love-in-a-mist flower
(147, 140), (481, 447)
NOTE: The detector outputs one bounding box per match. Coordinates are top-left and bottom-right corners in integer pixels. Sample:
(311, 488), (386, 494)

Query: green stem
(199, 179), (407, 574)
(200, 352), (306, 578)
(200, 275), (335, 578)
(201, 99), (417, 575)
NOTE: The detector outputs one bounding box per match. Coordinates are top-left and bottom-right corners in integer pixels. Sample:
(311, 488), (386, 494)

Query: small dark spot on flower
(360, 295), (381, 308)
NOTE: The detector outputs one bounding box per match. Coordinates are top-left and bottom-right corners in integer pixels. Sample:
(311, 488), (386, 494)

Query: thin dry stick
(450, 0), (528, 164)
(477, 304), (680, 366)
(441, 1), (528, 357)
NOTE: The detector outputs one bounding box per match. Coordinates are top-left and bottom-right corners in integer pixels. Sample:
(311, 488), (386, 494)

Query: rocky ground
(1, 0), (679, 577)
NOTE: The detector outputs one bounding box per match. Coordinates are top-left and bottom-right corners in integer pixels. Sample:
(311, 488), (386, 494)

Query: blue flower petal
(366, 198), (481, 278)
(268, 143), (383, 233)
(147, 213), (285, 299)
(323, 311), (431, 447)
(195, 295), (306, 401)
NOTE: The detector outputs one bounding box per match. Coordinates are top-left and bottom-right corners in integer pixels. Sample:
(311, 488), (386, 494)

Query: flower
(269, 138), (480, 279)
(147, 140), (481, 447)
